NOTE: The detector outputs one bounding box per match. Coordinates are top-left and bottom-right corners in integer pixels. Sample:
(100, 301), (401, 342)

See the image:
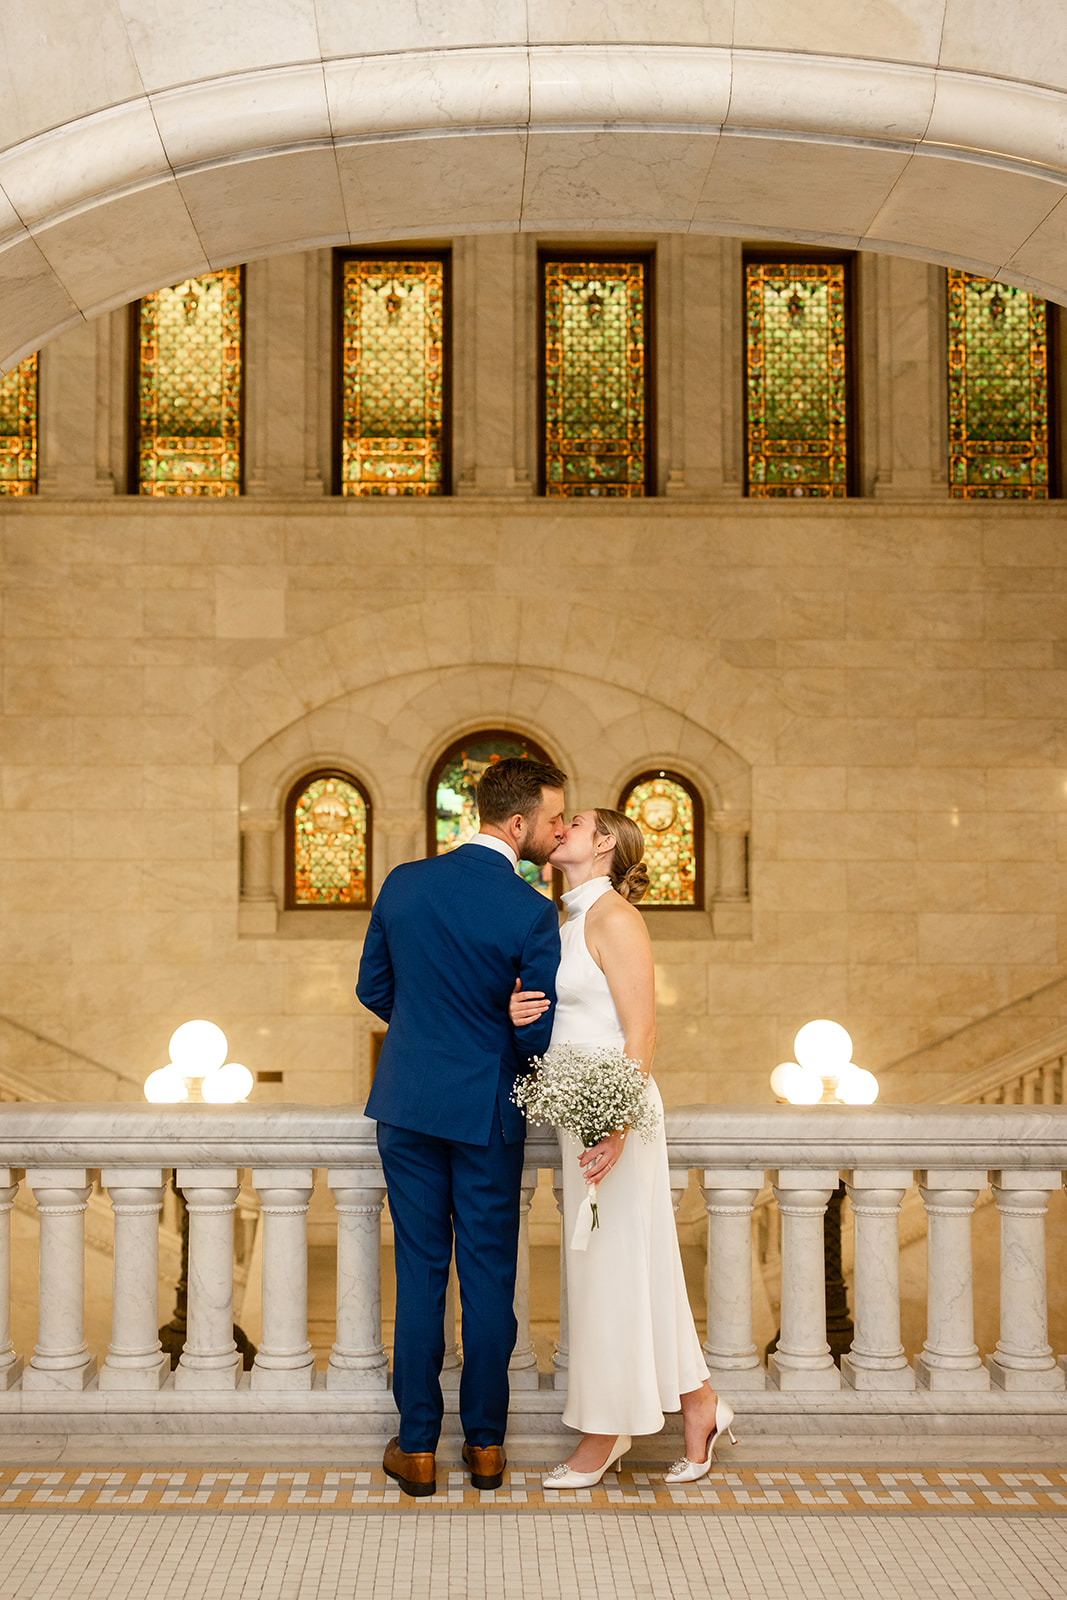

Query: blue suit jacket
(357, 843), (560, 1145)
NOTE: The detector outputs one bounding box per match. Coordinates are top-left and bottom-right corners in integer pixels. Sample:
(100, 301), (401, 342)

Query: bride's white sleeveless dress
(551, 876), (709, 1436)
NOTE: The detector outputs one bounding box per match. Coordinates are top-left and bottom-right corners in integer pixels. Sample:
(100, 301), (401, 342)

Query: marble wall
(1, 238), (1065, 1113)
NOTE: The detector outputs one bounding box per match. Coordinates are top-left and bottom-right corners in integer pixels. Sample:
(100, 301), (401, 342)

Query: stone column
(915, 1170), (989, 1391)
(36, 321), (117, 497)
(326, 1173), (388, 1390)
(99, 1169), (168, 1391)
(552, 1169), (569, 1389)
(701, 1169), (766, 1390)
(710, 815), (751, 939)
(244, 253), (325, 497)
(766, 1169), (840, 1391)
(841, 1169), (914, 1391)
(987, 1170), (1064, 1392)
(238, 816), (279, 936)
(250, 1168), (315, 1391)
(453, 235), (533, 496)
(509, 1173), (539, 1389)
(0, 1171), (23, 1390)
(23, 1169), (97, 1390)
(174, 1169), (242, 1390)
(863, 255), (948, 499)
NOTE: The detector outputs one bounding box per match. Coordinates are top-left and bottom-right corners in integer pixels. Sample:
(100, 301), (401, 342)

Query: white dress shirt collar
(469, 832), (518, 867)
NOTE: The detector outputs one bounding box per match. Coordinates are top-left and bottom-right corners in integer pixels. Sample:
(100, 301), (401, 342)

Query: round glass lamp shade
(144, 1065), (189, 1104)
(201, 1062), (254, 1104)
(769, 1061), (823, 1104)
(793, 1019), (853, 1074)
(835, 1064), (880, 1105)
(168, 1019), (228, 1076)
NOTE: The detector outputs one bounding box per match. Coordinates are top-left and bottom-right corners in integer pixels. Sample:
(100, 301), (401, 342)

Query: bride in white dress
(510, 807), (734, 1488)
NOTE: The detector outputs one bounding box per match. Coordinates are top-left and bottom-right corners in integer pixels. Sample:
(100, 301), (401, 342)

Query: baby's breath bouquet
(512, 1043), (660, 1248)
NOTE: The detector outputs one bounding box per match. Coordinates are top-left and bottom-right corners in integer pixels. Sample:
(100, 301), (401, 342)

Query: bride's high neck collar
(561, 876), (614, 913)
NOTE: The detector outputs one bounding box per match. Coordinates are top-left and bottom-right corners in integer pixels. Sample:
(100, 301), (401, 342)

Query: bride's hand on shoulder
(509, 977), (550, 1028)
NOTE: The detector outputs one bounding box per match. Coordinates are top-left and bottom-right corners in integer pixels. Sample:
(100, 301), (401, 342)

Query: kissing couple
(356, 757), (733, 1496)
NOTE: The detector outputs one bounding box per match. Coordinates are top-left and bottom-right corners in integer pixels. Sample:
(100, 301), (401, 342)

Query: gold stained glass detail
(0, 355), (38, 496)
(291, 775), (369, 906)
(137, 268), (243, 496)
(340, 257), (446, 496)
(543, 258), (649, 497)
(622, 775), (698, 907)
(433, 736), (553, 900)
(947, 271), (1049, 499)
(745, 261), (849, 498)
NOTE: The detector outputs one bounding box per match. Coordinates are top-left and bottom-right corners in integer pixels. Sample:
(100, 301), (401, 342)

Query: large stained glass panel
(339, 256), (447, 495)
(621, 773), (700, 907)
(431, 733), (555, 899)
(288, 772), (370, 908)
(745, 260), (849, 497)
(136, 268), (243, 495)
(0, 355), (37, 496)
(947, 271), (1049, 499)
(542, 257), (650, 496)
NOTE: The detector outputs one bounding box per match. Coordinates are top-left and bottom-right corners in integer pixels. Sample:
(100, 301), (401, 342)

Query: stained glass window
(429, 731), (557, 899)
(947, 271), (1049, 499)
(338, 254), (448, 495)
(0, 354), (37, 496)
(620, 772), (702, 908)
(135, 267), (243, 495)
(541, 255), (650, 496)
(745, 259), (850, 497)
(286, 771), (371, 909)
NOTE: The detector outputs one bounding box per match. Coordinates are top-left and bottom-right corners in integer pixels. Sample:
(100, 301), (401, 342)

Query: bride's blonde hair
(594, 809), (650, 904)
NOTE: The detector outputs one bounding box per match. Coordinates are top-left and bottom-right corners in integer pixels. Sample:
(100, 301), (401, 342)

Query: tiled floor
(1, 1456), (1065, 1599)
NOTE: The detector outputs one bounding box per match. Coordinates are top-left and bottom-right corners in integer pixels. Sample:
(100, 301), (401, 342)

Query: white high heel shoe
(542, 1435), (631, 1490)
(664, 1398), (736, 1484)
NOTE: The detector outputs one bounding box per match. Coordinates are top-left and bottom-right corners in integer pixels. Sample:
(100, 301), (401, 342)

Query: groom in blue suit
(357, 757), (566, 1496)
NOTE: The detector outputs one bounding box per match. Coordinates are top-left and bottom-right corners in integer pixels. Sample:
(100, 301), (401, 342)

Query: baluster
(987, 1169), (1064, 1391)
(1022, 1072), (1037, 1106)
(0, 1171), (22, 1389)
(174, 1169), (241, 1390)
(23, 1168), (96, 1390)
(250, 1168), (315, 1391)
(915, 1169), (989, 1390)
(841, 1169), (914, 1391)
(1041, 1062), (1056, 1105)
(441, 1260), (461, 1389)
(508, 1171), (539, 1389)
(700, 1168), (766, 1389)
(99, 1169), (167, 1390)
(326, 1172), (387, 1390)
(766, 1169), (840, 1391)
(552, 1169), (569, 1388)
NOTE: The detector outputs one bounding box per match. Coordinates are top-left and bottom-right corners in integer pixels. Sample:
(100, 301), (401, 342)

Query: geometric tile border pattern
(1, 1466), (1066, 1515)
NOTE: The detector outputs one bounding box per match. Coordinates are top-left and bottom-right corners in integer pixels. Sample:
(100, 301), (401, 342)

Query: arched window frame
(617, 768), (705, 911)
(426, 728), (562, 900)
(284, 767), (373, 911)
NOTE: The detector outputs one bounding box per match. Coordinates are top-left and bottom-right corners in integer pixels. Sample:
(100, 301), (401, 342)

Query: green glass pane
(623, 777), (696, 906)
(341, 258), (445, 496)
(947, 271), (1049, 499)
(293, 776), (368, 905)
(543, 259), (647, 497)
(435, 737), (552, 898)
(138, 269), (243, 496)
(0, 354), (38, 496)
(746, 262), (848, 498)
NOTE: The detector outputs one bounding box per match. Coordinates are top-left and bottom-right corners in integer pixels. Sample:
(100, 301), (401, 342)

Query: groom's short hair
(477, 756), (567, 824)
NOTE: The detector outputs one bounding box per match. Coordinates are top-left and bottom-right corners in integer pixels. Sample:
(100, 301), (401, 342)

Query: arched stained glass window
(619, 771), (703, 909)
(427, 730), (557, 900)
(947, 271), (1050, 499)
(337, 253), (449, 495)
(133, 267), (243, 495)
(540, 253), (652, 497)
(0, 354), (37, 496)
(285, 770), (371, 909)
(745, 256), (852, 498)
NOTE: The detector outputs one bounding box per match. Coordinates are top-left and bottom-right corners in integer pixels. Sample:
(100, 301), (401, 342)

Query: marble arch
(4, 2), (1067, 366)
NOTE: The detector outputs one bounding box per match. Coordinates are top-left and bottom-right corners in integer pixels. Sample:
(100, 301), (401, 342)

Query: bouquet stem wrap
(570, 1178), (599, 1252)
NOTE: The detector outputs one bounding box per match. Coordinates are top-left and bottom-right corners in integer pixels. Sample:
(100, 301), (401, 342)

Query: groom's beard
(520, 842), (555, 867)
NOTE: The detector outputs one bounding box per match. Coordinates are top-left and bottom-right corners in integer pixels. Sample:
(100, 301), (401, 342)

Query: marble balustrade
(0, 1103), (1066, 1424)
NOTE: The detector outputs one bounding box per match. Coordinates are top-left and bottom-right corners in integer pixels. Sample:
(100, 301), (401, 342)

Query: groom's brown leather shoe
(383, 1436), (436, 1497)
(463, 1441), (506, 1490)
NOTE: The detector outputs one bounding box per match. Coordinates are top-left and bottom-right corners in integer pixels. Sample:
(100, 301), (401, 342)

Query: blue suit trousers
(377, 1116), (525, 1452)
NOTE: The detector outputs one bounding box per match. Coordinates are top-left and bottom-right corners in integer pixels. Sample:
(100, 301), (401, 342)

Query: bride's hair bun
(593, 808), (649, 904)
(618, 861), (650, 905)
